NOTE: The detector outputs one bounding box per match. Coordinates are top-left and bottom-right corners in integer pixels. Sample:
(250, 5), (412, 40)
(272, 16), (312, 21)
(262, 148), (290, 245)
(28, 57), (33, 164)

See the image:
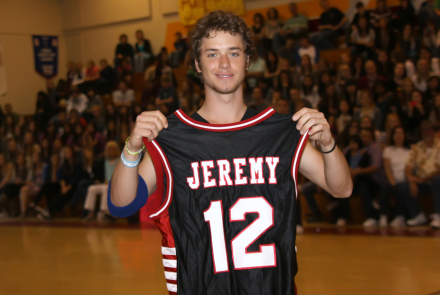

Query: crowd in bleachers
(0, 0), (440, 229)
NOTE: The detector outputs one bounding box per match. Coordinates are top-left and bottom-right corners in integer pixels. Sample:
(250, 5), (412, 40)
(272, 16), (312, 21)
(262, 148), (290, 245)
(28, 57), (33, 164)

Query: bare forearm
(110, 149), (141, 207)
(321, 144), (352, 198)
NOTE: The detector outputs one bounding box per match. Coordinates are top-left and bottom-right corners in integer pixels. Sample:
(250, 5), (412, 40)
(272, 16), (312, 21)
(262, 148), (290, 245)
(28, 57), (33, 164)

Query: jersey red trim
(291, 132), (310, 199)
(174, 107), (276, 132)
(143, 139), (174, 218)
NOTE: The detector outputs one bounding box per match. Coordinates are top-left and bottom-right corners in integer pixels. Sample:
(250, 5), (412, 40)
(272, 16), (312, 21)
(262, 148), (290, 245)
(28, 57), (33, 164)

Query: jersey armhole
(143, 138), (171, 220)
(291, 132), (310, 200)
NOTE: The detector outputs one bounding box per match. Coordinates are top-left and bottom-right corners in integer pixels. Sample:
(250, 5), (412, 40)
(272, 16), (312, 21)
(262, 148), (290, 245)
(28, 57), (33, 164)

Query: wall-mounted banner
(179, 0), (244, 26)
(32, 35), (58, 79)
(0, 36), (7, 96)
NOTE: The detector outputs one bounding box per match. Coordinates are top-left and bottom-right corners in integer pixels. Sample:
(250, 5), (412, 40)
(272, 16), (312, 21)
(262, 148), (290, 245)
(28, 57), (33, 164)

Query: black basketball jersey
(142, 107), (309, 295)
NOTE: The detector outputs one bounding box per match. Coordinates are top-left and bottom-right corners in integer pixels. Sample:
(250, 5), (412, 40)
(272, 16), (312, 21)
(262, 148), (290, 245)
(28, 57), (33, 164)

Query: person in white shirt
(66, 87), (88, 114)
(295, 35), (319, 65)
(112, 80), (135, 108)
(411, 58), (432, 92)
(380, 126), (411, 228)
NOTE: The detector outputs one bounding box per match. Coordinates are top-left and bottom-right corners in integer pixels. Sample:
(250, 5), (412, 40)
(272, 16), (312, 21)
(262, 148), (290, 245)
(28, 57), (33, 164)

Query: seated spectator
(90, 105), (106, 135)
(311, 0), (347, 50)
(105, 103), (117, 124)
(407, 90), (428, 142)
(401, 24), (420, 63)
(155, 76), (179, 115)
(66, 61), (76, 88)
(264, 50), (280, 87)
(112, 80), (135, 108)
(275, 97), (290, 114)
(73, 124), (85, 154)
(418, 0), (439, 30)
(421, 20), (439, 58)
(1, 115), (15, 141)
(83, 141), (119, 222)
(44, 146), (82, 218)
(336, 99), (353, 135)
(342, 80), (360, 112)
(346, 2), (370, 45)
(115, 34), (134, 69)
(370, 0), (392, 28)
(277, 71), (294, 98)
(2, 103), (19, 125)
(393, 0), (415, 30)
(344, 135), (373, 224)
(376, 50), (393, 78)
(358, 60), (387, 92)
(318, 71), (332, 96)
(295, 55), (314, 85)
(429, 93), (440, 128)
(388, 62), (406, 93)
(169, 32), (188, 68)
(350, 55), (365, 79)
(289, 87), (311, 114)
(380, 126), (411, 228)
(352, 128), (382, 227)
(336, 64), (353, 93)
(23, 132), (41, 163)
(425, 75), (440, 103)
(105, 121), (118, 142)
(141, 78), (158, 108)
(144, 56), (158, 82)
(375, 18), (396, 53)
(337, 119), (360, 149)
(373, 81), (392, 127)
(301, 75), (320, 109)
(258, 78), (273, 102)
(155, 50), (177, 88)
(296, 34), (319, 65)
(85, 88), (103, 115)
(99, 59), (116, 94)
(34, 91), (54, 131)
(0, 153), (12, 217)
(2, 153), (30, 217)
(69, 147), (103, 212)
(72, 62), (85, 87)
(354, 91), (382, 131)
(270, 91), (282, 109)
(278, 34), (296, 68)
(397, 120), (440, 228)
(246, 53), (266, 89)
(66, 87), (88, 115)
(262, 8), (282, 52)
(134, 30), (153, 73)
(249, 87), (270, 113)
(350, 17), (375, 59)
(117, 57), (133, 79)
(319, 84), (339, 128)
(60, 124), (74, 146)
(83, 123), (107, 156)
(28, 153), (60, 218)
(411, 58), (432, 92)
(80, 60), (100, 93)
(251, 13), (265, 57)
(19, 151), (46, 218)
(272, 3), (308, 53)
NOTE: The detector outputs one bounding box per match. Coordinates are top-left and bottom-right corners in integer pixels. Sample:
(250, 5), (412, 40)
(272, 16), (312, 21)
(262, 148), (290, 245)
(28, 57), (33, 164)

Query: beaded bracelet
(121, 151), (142, 168)
(125, 137), (145, 156)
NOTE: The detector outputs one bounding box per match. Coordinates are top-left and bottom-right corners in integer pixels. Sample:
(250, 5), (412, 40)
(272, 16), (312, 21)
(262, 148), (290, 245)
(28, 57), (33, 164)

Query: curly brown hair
(189, 10), (254, 80)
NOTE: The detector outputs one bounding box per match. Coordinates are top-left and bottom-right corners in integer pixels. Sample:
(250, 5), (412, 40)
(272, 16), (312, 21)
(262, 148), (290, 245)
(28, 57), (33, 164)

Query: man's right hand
(128, 110), (168, 150)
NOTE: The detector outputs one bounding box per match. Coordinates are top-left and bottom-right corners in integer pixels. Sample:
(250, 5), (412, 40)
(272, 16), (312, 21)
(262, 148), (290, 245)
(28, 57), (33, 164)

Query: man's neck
(197, 85), (247, 124)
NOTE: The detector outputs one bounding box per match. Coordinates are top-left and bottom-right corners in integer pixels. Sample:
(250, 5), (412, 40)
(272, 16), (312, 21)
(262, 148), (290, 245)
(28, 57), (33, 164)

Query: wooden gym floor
(0, 222), (439, 295)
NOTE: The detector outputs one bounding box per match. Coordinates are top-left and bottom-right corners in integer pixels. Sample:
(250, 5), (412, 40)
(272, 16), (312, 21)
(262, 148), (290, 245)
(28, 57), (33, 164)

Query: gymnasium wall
(0, 0), (67, 115)
(1, 0), (402, 115)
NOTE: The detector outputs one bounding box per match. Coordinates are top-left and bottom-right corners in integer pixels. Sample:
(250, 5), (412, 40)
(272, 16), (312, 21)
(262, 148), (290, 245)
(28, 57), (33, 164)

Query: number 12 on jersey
(203, 196), (276, 273)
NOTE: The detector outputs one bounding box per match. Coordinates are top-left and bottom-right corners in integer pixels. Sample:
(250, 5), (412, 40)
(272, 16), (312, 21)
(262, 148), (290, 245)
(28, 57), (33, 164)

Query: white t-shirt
(383, 146), (410, 183)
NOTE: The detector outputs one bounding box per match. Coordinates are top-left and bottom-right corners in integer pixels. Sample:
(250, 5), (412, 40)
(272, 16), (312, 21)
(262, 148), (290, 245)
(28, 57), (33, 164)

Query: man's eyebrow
(203, 47), (243, 53)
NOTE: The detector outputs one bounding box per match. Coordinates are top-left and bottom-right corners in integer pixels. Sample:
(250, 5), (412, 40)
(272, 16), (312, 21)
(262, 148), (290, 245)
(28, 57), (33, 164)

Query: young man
(109, 11), (352, 295)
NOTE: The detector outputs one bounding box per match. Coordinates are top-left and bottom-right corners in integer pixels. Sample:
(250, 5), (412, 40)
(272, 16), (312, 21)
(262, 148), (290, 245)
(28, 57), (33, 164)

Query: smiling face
(195, 31), (248, 96)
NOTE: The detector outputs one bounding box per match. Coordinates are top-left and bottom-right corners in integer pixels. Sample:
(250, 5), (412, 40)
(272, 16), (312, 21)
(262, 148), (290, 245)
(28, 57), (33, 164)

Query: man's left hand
(293, 108), (334, 151)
